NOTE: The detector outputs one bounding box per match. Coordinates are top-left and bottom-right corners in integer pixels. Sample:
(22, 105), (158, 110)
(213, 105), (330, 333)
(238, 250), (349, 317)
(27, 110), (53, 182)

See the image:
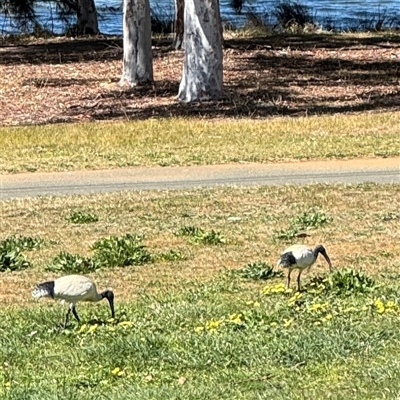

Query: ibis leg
(71, 304), (80, 323)
(64, 308), (71, 329)
(287, 270), (292, 288)
(297, 271), (303, 292)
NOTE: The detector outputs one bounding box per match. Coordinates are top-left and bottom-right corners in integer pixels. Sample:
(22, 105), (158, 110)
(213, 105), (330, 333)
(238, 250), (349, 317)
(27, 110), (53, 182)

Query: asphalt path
(1, 158), (398, 200)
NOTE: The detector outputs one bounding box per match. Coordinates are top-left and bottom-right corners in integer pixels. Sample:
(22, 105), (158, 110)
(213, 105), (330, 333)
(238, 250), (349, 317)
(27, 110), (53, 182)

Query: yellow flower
(262, 283), (287, 295)
(375, 299), (385, 314)
(386, 301), (396, 309)
(78, 324), (87, 333)
(118, 321), (134, 328)
(88, 324), (98, 333)
(5, 382), (11, 388)
(271, 283), (286, 293)
(283, 318), (293, 327)
(288, 292), (302, 305)
(111, 367), (121, 375)
(253, 301), (261, 308)
(195, 326), (204, 333)
(308, 302), (328, 312)
(206, 319), (223, 331)
(262, 286), (271, 295)
(229, 313), (242, 324)
(321, 313), (333, 322)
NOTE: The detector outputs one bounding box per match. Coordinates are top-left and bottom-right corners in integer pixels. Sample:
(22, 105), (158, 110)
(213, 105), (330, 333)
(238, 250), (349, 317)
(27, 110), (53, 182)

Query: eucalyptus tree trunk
(172, 0), (184, 49)
(178, 0), (223, 102)
(120, 0), (153, 86)
(76, 0), (99, 34)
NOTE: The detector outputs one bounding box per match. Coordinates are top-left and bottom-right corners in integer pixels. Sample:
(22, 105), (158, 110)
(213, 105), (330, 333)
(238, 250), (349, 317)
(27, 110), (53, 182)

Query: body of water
(1, 0), (399, 35)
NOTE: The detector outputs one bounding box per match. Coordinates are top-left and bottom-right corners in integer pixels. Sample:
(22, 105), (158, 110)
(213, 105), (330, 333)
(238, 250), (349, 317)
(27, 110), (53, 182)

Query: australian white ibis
(277, 244), (333, 291)
(32, 275), (115, 328)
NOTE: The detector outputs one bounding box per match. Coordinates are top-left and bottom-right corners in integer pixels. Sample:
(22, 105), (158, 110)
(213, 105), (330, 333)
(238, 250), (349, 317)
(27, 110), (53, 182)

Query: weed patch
(236, 261), (283, 280)
(155, 249), (188, 262)
(66, 211), (99, 224)
(0, 235), (41, 271)
(274, 209), (332, 242)
(307, 268), (376, 295)
(46, 251), (99, 274)
(292, 209), (332, 230)
(177, 226), (226, 245)
(92, 234), (152, 267)
(1, 235), (44, 251)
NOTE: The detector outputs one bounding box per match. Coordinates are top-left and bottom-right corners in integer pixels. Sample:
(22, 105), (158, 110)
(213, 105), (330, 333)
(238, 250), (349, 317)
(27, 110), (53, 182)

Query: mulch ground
(0, 33), (400, 125)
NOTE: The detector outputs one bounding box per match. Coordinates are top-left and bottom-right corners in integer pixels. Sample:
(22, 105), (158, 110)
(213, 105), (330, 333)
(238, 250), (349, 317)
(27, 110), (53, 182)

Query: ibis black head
(100, 290), (115, 319)
(314, 245), (332, 270)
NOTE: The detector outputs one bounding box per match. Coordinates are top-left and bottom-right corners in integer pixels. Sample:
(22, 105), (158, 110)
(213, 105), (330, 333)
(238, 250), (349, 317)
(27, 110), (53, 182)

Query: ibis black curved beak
(101, 290), (115, 319)
(322, 251), (333, 271)
(107, 291), (115, 319)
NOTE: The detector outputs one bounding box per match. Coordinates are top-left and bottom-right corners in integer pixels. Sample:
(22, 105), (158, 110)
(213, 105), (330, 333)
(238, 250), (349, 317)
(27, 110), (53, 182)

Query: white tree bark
(120, 0), (153, 86)
(76, 0), (99, 35)
(173, 0), (184, 49)
(178, 0), (223, 102)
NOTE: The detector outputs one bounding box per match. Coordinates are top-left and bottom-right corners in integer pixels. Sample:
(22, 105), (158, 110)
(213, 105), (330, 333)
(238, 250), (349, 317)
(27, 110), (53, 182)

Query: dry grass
(1, 183), (399, 306)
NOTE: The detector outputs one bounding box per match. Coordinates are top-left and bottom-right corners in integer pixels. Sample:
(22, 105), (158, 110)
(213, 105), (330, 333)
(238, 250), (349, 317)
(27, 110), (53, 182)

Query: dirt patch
(1, 33), (400, 125)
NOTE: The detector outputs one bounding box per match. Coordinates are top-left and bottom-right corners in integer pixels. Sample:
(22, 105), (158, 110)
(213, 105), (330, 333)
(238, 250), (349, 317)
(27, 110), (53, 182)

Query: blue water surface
(0, 0), (399, 35)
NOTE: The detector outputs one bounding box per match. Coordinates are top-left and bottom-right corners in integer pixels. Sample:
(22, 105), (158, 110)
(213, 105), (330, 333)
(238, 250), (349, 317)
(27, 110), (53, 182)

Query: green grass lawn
(1, 183), (400, 399)
(1, 111), (399, 173)
(2, 276), (400, 399)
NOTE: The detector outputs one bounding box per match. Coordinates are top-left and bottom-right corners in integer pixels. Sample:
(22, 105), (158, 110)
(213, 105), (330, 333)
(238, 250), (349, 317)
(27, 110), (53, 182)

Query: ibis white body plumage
(32, 275), (115, 327)
(277, 244), (332, 291)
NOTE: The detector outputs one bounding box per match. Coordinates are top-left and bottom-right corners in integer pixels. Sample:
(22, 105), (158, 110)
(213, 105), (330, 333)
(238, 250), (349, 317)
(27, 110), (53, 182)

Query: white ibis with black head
(277, 244), (333, 291)
(32, 275), (115, 328)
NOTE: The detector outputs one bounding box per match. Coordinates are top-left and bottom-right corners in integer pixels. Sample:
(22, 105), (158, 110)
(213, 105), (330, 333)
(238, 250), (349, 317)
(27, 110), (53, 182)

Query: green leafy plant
(308, 268), (375, 295)
(0, 238), (31, 272)
(46, 251), (98, 273)
(176, 226), (226, 245)
(196, 230), (226, 245)
(292, 209), (332, 230)
(380, 212), (400, 222)
(1, 235), (44, 251)
(156, 249), (187, 262)
(273, 227), (300, 242)
(177, 226), (204, 237)
(236, 261), (283, 280)
(273, 209), (331, 242)
(92, 234), (152, 268)
(66, 211), (99, 224)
